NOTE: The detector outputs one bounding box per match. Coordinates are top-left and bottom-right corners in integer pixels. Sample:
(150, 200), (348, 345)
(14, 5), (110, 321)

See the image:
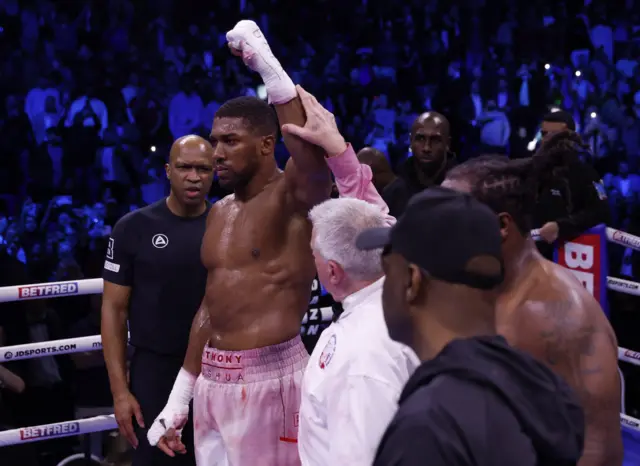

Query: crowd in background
(0, 0), (639, 464)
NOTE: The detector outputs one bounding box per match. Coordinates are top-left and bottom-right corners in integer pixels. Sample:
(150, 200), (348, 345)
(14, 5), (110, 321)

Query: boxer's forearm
(101, 303), (130, 397)
(182, 305), (210, 376)
(276, 100), (330, 177)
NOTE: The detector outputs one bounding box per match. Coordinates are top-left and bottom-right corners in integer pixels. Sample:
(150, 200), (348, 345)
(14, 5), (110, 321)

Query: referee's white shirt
(298, 277), (420, 466)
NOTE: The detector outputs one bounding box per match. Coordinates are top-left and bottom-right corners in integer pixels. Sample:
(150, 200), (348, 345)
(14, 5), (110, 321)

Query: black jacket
(533, 158), (610, 241)
(382, 154), (457, 218)
(374, 336), (584, 466)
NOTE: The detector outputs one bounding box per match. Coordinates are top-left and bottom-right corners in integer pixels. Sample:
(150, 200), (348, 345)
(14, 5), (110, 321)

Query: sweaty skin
(181, 97), (331, 380)
(496, 255), (622, 466)
(442, 178), (622, 466)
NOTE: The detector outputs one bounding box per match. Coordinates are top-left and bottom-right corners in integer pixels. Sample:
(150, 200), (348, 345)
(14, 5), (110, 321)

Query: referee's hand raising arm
(101, 281), (145, 448)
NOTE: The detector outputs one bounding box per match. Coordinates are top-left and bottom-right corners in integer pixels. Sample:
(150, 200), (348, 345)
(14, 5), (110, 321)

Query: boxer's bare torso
(201, 174), (317, 350)
(497, 250), (622, 465)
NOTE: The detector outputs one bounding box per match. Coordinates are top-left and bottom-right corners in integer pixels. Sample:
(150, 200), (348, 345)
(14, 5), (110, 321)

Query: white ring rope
(0, 278), (103, 303)
(0, 416), (117, 447)
(0, 334), (108, 363)
(0, 224), (639, 446)
(530, 226), (640, 252)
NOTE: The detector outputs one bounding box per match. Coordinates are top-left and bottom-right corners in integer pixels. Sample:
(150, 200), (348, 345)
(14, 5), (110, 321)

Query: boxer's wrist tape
(265, 74), (297, 105)
(167, 368), (197, 406)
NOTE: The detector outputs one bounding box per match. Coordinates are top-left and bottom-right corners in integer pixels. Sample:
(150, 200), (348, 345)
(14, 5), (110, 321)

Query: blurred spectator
(168, 73), (204, 140)
(356, 147), (398, 194)
(478, 100), (511, 154)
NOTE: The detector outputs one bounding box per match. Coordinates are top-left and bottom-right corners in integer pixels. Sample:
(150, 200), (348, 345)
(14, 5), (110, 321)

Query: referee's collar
(338, 277), (384, 321)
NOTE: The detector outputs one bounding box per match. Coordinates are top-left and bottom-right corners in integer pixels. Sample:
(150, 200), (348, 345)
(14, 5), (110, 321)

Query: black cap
(356, 187), (504, 289)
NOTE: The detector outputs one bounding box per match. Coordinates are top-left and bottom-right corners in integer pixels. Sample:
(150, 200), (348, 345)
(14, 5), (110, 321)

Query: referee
(101, 135), (214, 466)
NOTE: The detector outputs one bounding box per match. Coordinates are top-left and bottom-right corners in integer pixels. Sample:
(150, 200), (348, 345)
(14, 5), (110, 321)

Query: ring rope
(530, 226), (640, 251)
(0, 415), (117, 447)
(0, 225), (638, 446)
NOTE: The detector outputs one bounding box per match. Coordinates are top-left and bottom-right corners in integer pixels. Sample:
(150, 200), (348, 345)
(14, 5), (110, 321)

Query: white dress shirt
(298, 278), (420, 466)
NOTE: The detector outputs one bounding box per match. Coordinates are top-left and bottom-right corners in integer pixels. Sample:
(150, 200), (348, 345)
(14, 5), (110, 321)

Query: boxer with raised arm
(145, 21), (353, 466)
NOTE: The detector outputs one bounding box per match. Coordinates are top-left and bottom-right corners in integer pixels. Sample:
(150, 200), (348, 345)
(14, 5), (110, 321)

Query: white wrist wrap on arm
(147, 368), (197, 446)
(167, 368), (197, 406)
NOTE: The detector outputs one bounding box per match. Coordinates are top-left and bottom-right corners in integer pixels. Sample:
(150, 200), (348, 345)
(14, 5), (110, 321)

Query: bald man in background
(382, 112), (457, 217)
(101, 135), (214, 466)
(357, 147), (398, 194)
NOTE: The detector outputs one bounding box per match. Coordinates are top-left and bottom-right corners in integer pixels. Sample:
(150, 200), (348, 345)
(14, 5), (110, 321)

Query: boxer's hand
(226, 20), (296, 104)
(113, 391), (145, 448)
(147, 403), (189, 455)
(281, 85), (348, 157)
(156, 427), (187, 457)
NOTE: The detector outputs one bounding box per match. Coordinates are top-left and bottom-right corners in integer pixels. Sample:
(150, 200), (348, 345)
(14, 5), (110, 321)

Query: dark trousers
(130, 349), (196, 466)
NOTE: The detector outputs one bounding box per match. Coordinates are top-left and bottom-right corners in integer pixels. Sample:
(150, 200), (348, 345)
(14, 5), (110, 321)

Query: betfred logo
(18, 283), (79, 299)
(612, 230), (640, 250)
(556, 234), (600, 299)
(624, 350), (640, 361)
(20, 422), (80, 441)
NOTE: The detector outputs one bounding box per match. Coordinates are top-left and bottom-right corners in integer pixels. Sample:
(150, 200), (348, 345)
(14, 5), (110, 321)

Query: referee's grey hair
(309, 198), (385, 281)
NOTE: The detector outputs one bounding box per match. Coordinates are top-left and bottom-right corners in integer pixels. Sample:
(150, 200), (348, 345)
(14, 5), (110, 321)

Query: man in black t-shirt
(101, 135), (214, 466)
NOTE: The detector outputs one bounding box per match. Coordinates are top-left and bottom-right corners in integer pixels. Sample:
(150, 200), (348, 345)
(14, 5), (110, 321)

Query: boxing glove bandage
(147, 368), (196, 446)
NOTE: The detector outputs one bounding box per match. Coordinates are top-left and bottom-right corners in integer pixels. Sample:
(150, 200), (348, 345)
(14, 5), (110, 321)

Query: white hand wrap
(147, 368), (197, 446)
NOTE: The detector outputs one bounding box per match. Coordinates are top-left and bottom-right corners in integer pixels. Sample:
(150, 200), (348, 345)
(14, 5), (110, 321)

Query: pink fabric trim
(326, 144), (396, 226)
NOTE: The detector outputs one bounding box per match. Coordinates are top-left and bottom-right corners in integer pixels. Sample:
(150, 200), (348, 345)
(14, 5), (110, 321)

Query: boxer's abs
(203, 256), (316, 351)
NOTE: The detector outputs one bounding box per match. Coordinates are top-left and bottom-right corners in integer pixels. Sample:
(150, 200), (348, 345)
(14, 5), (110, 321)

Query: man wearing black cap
(356, 187), (585, 466)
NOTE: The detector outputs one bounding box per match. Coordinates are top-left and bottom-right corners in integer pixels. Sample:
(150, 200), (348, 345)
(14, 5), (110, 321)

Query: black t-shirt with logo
(102, 199), (210, 357)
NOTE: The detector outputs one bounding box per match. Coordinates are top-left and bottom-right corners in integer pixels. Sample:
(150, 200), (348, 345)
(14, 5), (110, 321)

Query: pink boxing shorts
(193, 335), (309, 466)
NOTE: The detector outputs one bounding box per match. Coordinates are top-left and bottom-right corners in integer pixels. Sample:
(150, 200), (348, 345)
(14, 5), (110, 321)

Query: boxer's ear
(260, 134), (275, 156)
(497, 212), (511, 242)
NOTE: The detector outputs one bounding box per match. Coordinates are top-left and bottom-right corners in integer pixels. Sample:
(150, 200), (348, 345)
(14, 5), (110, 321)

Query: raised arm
(280, 86), (395, 226)
(226, 20), (332, 210)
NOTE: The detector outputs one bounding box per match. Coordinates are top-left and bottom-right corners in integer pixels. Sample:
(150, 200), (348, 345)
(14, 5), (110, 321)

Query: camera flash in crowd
(544, 63), (551, 70)
(575, 70), (582, 77)
(590, 112), (597, 119)
(150, 146), (157, 153)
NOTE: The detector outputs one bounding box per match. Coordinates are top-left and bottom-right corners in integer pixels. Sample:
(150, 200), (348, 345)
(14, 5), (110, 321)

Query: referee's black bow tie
(331, 302), (344, 322)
